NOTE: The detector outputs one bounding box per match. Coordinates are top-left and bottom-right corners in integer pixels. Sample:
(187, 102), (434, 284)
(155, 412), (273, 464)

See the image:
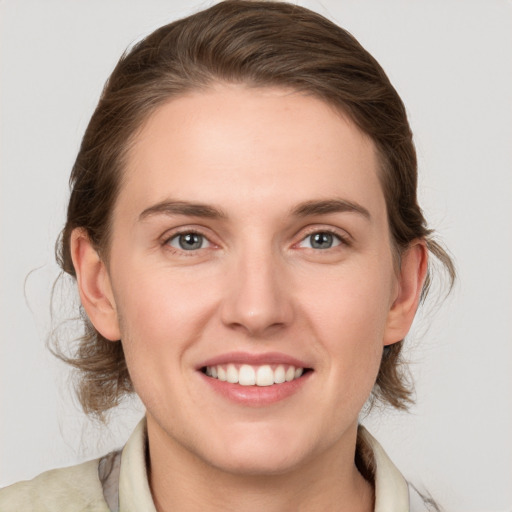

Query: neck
(147, 418), (374, 512)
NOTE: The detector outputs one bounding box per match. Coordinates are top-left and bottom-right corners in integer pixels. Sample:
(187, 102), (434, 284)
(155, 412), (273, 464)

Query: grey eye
(300, 232), (341, 250)
(169, 233), (209, 250)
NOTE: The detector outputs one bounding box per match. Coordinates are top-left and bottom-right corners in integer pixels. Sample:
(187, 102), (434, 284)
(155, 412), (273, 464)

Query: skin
(71, 84), (427, 512)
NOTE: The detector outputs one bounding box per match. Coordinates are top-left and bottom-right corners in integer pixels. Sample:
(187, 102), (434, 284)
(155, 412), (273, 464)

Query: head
(57, 0), (454, 424)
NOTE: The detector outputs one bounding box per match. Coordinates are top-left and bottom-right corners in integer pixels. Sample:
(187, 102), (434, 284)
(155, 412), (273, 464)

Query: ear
(70, 228), (121, 341)
(383, 240), (428, 346)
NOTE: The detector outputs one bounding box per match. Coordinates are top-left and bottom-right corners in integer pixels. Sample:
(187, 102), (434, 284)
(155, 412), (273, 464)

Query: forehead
(119, 84), (384, 222)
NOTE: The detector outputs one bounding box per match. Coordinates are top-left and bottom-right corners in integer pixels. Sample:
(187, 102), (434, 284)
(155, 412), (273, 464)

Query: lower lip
(199, 371), (312, 406)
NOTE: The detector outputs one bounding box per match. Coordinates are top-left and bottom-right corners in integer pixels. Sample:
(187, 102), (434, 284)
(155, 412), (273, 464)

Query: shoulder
(0, 458), (110, 512)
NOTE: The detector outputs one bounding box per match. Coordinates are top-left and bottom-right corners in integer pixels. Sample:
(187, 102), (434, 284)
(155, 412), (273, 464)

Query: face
(94, 85), (406, 474)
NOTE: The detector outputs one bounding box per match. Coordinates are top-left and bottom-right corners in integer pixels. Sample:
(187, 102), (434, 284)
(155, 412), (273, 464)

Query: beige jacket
(0, 420), (418, 511)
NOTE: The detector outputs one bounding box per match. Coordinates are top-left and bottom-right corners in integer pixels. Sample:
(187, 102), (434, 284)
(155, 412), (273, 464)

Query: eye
(167, 232), (211, 251)
(299, 231), (343, 250)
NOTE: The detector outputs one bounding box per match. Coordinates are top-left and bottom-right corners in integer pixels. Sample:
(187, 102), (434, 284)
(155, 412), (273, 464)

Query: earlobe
(70, 228), (121, 341)
(383, 241), (428, 346)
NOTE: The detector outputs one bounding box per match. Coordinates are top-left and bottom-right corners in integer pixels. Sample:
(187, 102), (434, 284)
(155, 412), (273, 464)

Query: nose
(220, 248), (294, 337)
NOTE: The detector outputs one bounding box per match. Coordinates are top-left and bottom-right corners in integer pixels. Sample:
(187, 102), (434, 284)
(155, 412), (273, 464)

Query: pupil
(179, 233), (202, 250)
(311, 232), (332, 249)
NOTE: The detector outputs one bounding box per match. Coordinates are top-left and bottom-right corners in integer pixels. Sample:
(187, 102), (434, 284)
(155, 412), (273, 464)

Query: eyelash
(296, 228), (351, 250)
(162, 229), (213, 254)
(161, 227), (351, 255)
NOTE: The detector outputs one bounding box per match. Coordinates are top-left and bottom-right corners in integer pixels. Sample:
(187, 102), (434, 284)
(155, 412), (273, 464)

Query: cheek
(113, 260), (215, 327)
(111, 269), (210, 409)
(300, 260), (394, 391)
(110, 263), (223, 375)
(302, 257), (394, 337)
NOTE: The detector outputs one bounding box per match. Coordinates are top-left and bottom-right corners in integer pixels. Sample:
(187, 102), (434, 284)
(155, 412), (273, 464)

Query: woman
(0, 1), (455, 510)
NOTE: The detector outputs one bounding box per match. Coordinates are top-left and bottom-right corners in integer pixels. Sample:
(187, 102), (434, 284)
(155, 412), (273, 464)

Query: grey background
(1, 1), (511, 510)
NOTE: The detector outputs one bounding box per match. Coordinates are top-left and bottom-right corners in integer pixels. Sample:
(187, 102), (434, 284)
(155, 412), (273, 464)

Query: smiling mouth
(201, 364), (311, 387)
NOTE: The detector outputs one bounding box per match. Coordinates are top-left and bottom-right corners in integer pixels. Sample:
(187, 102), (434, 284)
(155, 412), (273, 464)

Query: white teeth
(239, 365), (256, 386)
(256, 365), (274, 386)
(274, 365), (286, 384)
(205, 363), (306, 386)
(217, 366), (227, 381)
(226, 364), (239, 384)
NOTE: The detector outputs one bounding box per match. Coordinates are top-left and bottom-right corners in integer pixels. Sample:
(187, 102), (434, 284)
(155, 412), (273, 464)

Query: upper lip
(197, 351), (312, 370)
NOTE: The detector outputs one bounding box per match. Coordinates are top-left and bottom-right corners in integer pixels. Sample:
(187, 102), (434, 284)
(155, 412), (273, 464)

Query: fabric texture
(0, 418), (422, 511)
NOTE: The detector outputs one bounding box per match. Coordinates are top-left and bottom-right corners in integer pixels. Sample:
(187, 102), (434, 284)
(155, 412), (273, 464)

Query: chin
(201, 429), (312, 476)
(212, 450), (305, 477)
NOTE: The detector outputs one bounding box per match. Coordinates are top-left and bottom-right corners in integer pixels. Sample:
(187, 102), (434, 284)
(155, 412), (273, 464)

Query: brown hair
(55, 0), (455, 416)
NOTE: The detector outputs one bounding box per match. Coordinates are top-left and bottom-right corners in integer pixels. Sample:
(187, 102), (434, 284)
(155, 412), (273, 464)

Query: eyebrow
(139, 198), (370, 222)
(139, 200), (227, 221)
(291, 199), (371, 220)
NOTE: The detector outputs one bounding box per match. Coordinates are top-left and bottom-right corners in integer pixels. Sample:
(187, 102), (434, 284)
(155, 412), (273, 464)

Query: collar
(358, 426), (410, 512)
(118, 419), (157, 512)
(117, 419), (410, 511)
